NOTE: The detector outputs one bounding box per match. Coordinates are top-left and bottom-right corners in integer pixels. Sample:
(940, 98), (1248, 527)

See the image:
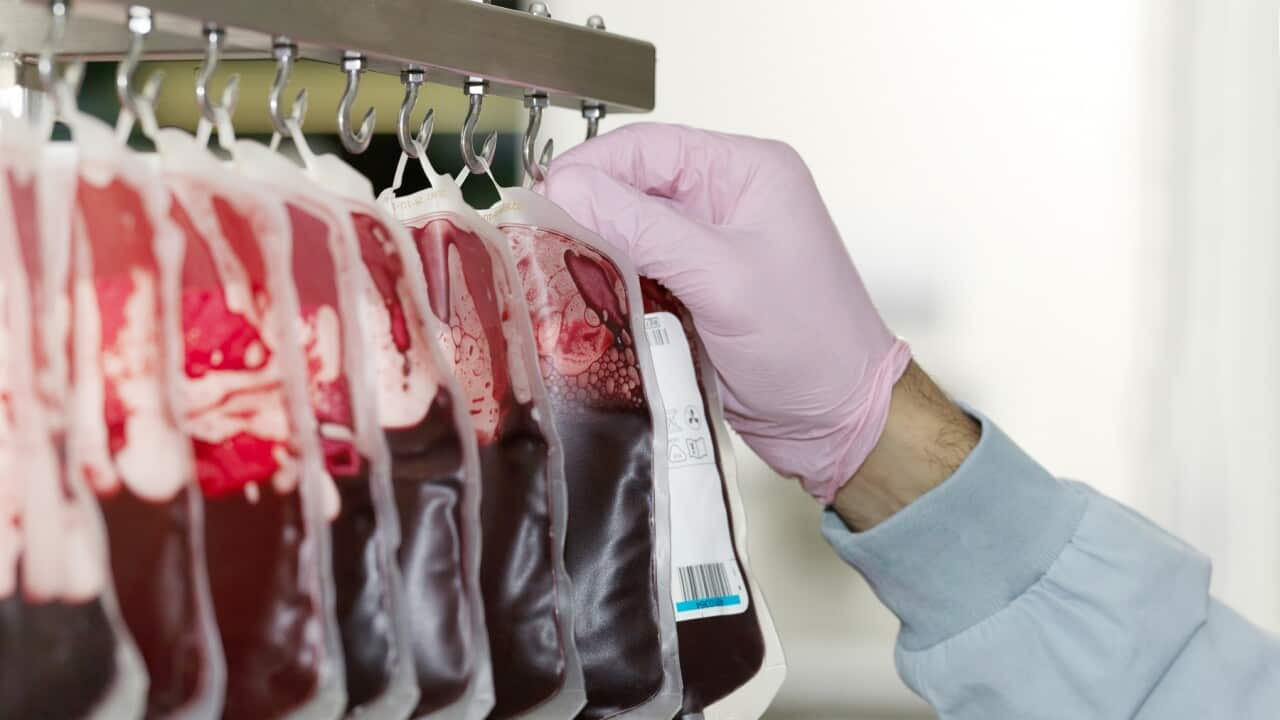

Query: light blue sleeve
(821, 411), (1280, 719)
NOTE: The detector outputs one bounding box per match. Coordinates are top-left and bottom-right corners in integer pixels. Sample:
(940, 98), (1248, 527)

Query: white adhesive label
(646, 311), (749, 621)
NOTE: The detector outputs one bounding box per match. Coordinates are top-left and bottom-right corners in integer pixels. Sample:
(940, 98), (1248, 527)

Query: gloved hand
(541, 123), (911, 503)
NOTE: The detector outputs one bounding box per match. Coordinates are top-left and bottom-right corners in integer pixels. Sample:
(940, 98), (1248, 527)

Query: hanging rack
(1, 0), (654, 121)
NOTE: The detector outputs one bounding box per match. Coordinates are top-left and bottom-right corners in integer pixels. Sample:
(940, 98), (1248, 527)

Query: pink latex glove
(541, 123), (911, 504)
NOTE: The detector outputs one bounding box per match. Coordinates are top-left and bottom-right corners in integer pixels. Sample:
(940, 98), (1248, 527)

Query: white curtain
(1149, 0), (1280, 632)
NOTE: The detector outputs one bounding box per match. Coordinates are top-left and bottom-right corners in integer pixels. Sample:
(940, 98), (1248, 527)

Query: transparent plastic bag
(484, 187), (683, 720)
(0, 117), (148, 719)
(60, 113), (228, 719)
(155, 127), (346, 720)
(231, 140), (418, 719)
(379, 154), (585, 720)
(305, 156), (492, 720)
(639, 280), (787, 719)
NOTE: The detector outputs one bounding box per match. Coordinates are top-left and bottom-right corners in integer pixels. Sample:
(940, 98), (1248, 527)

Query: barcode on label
(678, 562), (735, 604)
(648, 326), (671, 346)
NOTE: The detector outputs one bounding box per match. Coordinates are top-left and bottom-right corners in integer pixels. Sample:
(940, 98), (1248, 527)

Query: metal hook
(37, 0), (69, 95)
(522, 93), (553, 183)
(397, 67), (429, 158)
(337, 52), (375, 154)
(115, 66), (163, 141)
(582, 14), (608, 139)
(460, 78), (492, 174)
(479, 130), (498, 168)
(268, 38), (298, 137)
(195, 24), (239, 125)
(36, 0), (80, 124)
(582, 103), (605, 140)
(519, 3), (555, 182)
(539, 136), (555, 169)
(115, 5), (152, 120)
(288, 87), (308, 129)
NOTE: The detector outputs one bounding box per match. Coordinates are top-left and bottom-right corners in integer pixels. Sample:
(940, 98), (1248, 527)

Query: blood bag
(233, 140), (418, 719)
(640, 279), (787, 719)
(0, 117), (148, 719)
(62, 115), (228, 720)
(156, 128), (347, 720)
(312, 152), (493, 720)
(486, 187), (683, 720)
(380, 160), (585, 720)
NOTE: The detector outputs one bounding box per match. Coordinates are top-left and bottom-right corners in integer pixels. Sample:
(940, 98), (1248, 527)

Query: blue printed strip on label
(676, 595), (743, 612)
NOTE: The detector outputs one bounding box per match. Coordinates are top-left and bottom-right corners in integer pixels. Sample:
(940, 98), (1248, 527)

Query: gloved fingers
(542, 163), (721, 292)
(550, 122), (771, 224)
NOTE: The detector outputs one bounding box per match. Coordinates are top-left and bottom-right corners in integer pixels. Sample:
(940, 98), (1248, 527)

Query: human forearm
(833, 361), (979, 530)
(823, 382), (1280, 718)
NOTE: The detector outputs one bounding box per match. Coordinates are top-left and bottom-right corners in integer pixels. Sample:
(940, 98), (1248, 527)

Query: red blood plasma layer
(172, 190), (324, 719)
(7, 170), (50, 390)
(406, 216), (566, 718)
(504, 224), (662, 720)
(639, 279), (766, 714)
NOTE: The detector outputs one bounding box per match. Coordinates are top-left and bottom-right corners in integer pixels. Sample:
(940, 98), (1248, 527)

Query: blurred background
(10, 0), (1279, 717)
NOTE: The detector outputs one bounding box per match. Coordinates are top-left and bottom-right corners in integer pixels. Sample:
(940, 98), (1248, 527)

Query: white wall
(535, 1), (1276, 716)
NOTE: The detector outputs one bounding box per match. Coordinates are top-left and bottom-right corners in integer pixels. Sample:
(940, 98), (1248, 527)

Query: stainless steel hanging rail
(0, 0), (656, 113)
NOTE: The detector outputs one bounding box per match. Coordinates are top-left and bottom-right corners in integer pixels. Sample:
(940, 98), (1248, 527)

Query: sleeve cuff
(821, 408), (1089, 651)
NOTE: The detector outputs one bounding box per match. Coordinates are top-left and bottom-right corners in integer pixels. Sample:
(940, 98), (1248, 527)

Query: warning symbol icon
(669, 443), (687, 464)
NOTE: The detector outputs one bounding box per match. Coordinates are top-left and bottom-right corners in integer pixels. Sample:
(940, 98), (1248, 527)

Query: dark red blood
(385, 393), (476, 716)
(99, 488), (209, 718)
(565, 250), (629, 347)
(639, 279), (766, 714)
(503, 224), (664, 720)
(203, 486), (323, 719)
(331, 458), (397, 709)
(0, 594), (117, 717)
(476, 401), (567, 719)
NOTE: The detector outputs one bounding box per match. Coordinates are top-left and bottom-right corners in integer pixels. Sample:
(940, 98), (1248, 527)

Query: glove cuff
(802, 338), (912, 504)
